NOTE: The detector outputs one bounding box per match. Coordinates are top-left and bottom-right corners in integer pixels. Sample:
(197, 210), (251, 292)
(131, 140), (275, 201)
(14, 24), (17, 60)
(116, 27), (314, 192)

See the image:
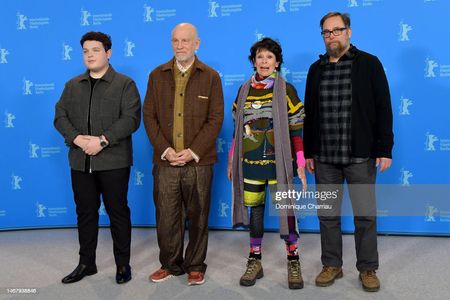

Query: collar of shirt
(176, 58), (195, 73)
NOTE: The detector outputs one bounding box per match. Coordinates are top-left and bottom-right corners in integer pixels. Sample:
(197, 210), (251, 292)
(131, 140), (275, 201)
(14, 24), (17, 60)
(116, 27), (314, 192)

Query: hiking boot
(239, 258), (263, 286)
(287, 260), (304, 289)
(315, 266), (343, 287)
(359, 270), (380, 292)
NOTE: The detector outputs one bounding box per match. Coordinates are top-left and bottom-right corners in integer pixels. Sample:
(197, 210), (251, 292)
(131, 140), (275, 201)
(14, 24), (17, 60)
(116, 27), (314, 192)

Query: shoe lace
(322, 266), (335, 275)
(320, 266), (340, 278)
(288, 260), (301, 279)
(244, 259), (259, 275)
(364, 270), (376, 278)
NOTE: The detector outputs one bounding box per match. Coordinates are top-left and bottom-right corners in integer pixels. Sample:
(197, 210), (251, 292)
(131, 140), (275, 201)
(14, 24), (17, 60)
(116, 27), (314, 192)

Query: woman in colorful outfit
(228, 37), (307, 289)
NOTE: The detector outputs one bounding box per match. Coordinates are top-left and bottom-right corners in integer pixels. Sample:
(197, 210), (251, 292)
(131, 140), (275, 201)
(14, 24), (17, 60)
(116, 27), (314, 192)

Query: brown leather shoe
(149, 268), (173, 283)
(315, 266), (343, 287)
(359, 270), (380, 292)
(188, 271), (205, 286)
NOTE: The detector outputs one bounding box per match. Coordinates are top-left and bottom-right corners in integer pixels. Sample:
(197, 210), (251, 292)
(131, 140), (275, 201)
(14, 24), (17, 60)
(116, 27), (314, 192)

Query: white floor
(0, 228), (449, 300)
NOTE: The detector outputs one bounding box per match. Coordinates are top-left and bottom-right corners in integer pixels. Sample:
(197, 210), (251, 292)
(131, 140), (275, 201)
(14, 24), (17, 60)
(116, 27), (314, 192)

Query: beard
(175, 53), (194, 64)
(326, 41), (348, 58)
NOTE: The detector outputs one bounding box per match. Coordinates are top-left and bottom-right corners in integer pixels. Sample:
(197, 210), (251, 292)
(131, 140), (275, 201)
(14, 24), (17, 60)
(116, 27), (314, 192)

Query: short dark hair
(80, 31), (112, 51)
(320, 12), (351, 30)
(248, 37), (283, 71)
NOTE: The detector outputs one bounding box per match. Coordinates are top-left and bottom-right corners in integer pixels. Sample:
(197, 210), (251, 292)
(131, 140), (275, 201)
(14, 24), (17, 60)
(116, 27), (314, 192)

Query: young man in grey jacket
(54, 31), (141, 285)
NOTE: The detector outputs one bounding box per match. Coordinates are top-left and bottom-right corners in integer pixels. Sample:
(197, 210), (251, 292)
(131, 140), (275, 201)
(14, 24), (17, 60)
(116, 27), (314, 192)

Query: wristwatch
(99, 135), (108, 148)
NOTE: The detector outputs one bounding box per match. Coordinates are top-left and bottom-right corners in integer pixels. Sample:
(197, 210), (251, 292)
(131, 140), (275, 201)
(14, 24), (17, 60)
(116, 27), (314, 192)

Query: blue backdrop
(1, 0), (449, 235)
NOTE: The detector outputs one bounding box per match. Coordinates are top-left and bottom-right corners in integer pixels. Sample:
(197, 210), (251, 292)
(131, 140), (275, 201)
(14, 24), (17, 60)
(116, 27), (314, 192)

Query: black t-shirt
(84, 76), (99, 172)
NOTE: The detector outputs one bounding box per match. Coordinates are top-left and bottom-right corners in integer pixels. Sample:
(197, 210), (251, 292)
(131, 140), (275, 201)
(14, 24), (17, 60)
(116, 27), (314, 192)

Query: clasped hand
(165, 148), (194, 166)
(74, 135), (103, 156)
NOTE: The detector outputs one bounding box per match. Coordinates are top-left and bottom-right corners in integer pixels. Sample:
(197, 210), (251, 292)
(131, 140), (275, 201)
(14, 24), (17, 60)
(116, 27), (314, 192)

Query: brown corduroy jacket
(143, 57), (224, 166)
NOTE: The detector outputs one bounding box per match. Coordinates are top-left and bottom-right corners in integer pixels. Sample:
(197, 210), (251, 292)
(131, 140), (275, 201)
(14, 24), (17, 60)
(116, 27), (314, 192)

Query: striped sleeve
(286, 83), (305, 136)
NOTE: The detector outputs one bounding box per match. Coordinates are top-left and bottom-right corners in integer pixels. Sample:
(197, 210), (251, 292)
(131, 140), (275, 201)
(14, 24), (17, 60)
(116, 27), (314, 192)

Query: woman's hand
(227, 159), (232, 181)
(297, 166), (307, 192)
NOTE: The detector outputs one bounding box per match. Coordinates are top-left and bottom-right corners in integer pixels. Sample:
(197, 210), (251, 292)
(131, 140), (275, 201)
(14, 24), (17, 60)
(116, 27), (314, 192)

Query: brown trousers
(152, 164), (213, 274)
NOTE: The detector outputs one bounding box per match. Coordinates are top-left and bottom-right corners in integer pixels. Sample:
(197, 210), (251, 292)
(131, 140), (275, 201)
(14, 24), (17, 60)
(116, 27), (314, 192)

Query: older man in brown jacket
(143, 23), (224, 286)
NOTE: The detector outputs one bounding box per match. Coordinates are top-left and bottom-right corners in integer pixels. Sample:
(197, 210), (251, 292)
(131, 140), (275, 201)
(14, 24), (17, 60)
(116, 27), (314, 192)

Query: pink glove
(296, 150), (306, 168)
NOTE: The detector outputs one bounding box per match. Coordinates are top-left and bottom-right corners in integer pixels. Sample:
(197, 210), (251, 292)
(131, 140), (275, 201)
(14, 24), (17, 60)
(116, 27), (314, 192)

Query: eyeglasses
(321, 27), (347, 38)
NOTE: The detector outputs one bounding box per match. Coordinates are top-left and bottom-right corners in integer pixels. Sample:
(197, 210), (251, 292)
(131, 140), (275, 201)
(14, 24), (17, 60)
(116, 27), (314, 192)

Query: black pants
(249, 204), (297, 240)
(153, 165), (213, 275)
(71, 167), (131, 267)
(314, 159), (378, 271)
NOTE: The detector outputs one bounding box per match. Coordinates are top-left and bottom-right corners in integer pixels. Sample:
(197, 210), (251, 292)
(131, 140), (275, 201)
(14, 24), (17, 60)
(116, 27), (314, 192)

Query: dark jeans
(153, 164), (213, 274)
(314, 159), (378, 271)
(71, 167), (131, 267)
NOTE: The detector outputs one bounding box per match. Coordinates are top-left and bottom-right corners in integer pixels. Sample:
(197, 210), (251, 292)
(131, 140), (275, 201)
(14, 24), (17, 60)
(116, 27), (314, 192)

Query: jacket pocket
(192, 95), (210, 118)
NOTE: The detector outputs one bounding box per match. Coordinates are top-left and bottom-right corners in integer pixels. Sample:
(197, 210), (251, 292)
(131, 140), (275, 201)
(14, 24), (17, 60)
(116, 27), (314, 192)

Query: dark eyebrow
(323, 27), (345, 31)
